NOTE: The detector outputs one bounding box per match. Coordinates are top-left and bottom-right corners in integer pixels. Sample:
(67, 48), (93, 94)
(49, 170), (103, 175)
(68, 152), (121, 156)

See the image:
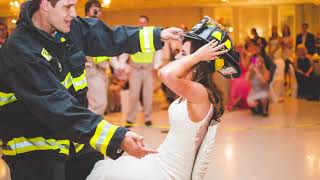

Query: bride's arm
(158, 41), (227, 103)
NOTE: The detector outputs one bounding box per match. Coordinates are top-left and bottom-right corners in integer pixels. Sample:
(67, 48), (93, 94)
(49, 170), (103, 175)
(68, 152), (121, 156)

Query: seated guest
(246, 55), (271, 116)
(295, 45), (316, 100)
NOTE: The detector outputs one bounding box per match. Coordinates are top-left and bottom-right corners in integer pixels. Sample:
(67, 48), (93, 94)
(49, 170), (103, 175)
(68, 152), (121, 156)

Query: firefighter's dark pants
(3, 149), (103, 180)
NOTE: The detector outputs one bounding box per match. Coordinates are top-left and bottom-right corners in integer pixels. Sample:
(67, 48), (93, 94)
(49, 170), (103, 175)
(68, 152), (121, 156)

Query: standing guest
(268, 25), (281, 60)
(268, 26), (285, 102)
(315, 28), (320, 55)
(281, 25), (296, 96)
(244, 36), (252, 49)
(281, 25), (294, 61)
(251, 28), (268, 55)
(251, 28), (273, 73)
(269, 49), (286, 102)
(296, 23), (315, 55)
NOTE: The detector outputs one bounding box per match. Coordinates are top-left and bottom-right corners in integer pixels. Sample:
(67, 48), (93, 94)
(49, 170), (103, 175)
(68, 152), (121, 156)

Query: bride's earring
(192, 69), (197, 79)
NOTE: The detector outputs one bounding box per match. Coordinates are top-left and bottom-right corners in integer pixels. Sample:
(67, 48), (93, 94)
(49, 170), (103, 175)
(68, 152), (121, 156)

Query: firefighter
(0, 0), (182, 179)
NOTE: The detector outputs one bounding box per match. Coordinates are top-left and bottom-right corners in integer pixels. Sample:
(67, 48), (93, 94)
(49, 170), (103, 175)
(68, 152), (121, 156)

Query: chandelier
(9, 0), (24, 24)
(9, 0), (21, 9)
(102, 0), (111, 8)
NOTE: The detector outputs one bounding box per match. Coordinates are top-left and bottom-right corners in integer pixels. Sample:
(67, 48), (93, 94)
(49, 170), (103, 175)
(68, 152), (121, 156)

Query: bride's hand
(193, 40), (228, 62)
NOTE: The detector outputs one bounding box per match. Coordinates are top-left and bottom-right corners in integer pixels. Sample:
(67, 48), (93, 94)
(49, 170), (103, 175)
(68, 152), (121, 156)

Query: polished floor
(106, 98), (320, 180)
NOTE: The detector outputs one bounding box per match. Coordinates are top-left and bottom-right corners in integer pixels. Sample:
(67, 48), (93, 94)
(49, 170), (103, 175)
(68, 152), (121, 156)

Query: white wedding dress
(87, 99), (216, 180)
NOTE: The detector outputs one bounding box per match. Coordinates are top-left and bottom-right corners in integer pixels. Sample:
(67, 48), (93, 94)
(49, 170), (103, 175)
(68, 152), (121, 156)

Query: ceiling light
(9, 0), (20, 9)
(228, 27), (234, 33)
(102, 0), (111, 8)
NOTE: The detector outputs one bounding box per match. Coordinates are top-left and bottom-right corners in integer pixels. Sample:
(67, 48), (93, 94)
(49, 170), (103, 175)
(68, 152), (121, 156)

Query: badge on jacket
(41, 48), (52, 62)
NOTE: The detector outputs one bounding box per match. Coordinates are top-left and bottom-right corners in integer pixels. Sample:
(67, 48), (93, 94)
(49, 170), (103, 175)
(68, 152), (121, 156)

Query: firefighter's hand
(121, 131), (158, 159)
(161, 27), (183, 41)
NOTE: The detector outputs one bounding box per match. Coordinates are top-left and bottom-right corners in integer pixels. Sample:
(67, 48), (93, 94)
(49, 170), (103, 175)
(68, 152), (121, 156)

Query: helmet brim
(183, 32), (209, 43)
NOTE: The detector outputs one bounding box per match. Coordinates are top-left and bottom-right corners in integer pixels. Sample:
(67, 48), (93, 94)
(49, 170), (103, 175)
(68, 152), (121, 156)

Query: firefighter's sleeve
(1, 55), (127, 159)
(74, 17), (163, 57)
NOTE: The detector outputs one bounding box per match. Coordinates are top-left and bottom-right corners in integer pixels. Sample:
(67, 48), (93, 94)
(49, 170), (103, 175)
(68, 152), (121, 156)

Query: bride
(87, 22), (235, 180)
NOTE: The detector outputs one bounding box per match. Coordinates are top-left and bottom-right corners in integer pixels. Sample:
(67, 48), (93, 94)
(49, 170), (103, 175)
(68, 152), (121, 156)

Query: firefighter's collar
(52, 31), (66, 43)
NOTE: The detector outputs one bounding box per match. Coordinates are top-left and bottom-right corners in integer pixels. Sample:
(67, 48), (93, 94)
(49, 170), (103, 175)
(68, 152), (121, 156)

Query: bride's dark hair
(183, 37), (224, 125)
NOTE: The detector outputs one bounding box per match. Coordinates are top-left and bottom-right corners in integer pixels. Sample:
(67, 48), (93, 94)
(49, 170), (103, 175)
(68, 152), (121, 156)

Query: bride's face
(175, 41), (191, 59)
(175, 41), (194, 80)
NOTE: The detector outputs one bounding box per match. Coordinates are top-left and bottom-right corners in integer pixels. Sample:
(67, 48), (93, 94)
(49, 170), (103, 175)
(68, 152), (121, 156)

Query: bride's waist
(155, 151), (194, 180)
(157, 144), (196, 167)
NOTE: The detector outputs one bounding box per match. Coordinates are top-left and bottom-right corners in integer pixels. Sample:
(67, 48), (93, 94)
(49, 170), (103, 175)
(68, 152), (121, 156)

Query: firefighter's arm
(1, 56), (127, 159)
(74, 17), (182, 57)
(76, 17), (162, 56)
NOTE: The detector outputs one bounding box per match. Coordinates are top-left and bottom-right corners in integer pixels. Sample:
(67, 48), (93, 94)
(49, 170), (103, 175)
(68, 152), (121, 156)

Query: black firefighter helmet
(184, 16), (241, 79)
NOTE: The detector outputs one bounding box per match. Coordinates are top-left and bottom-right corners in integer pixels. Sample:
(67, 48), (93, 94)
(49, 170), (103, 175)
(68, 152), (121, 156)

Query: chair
(192, 124), (218, 180)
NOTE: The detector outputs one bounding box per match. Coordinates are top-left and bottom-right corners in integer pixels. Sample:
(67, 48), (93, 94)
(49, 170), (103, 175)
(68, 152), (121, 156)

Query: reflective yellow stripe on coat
(61, 70), (88, 91)
(89, 120), (118, 156)
(73, 142), (85, 153)
(0, 92), (17, 106)
(0, 137), (71, 156)
(0, 138), (85, 156)
(0, 70), (87, 108)
(139, 27), (155, 53)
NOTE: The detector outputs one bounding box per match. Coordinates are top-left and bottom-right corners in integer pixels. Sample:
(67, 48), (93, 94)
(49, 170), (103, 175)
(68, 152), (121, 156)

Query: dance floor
(106, 98), (320, 180)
